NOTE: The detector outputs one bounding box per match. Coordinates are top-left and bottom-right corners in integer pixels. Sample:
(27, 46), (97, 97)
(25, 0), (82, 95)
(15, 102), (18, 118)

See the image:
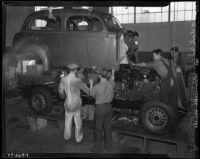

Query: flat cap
(68, 63), (79, 69)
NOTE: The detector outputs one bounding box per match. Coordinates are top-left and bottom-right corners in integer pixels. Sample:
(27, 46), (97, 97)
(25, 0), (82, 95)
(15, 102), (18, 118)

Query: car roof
(28, 8), (112, 19)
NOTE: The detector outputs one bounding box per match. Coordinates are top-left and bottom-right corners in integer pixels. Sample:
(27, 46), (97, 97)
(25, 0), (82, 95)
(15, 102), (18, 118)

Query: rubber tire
(28, 87), (53, 114)
(140, 101), (177, 135)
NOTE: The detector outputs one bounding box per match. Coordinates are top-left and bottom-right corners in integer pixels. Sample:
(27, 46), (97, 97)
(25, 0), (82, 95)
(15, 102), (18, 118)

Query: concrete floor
(3, 90), (197, 158)
(4, 91), (143, 157)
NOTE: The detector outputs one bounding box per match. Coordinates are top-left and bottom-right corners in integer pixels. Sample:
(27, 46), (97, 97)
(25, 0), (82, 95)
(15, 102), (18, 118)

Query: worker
(119, 34), (129, 71)
(170, 47), (186, 82)
(89, 68), (115, 153)
(131, 49), (178, 109)
(77, 67), (85, 81)
(59, 63), (89, 143)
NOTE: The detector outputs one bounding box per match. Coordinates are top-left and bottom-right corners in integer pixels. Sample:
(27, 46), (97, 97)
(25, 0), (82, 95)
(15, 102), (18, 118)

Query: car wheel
(28, 87), (53, 114)
(140, 101), (177, 135)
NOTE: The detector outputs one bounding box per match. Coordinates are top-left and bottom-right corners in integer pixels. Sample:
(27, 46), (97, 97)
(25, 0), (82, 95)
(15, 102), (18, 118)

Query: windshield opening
(104, 15), (123, 31)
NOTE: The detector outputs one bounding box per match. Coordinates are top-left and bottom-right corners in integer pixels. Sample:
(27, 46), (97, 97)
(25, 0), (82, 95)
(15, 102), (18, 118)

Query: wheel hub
(32, 94), (46, 110)
(146, 107), (168, 130)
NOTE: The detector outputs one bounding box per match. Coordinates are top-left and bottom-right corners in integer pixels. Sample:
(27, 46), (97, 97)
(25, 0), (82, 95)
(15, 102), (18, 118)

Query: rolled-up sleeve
(146, 61), (157, 69)
(78, 79), (89, 95)
(90, 85), (97, 97)
(59, 79), (65, 96)
(109, 79), (115, 90)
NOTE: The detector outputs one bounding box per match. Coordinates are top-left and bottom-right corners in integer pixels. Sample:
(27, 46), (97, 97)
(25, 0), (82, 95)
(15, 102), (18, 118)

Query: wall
(6, 6), (34, 47)
(123, 21), (195, 52)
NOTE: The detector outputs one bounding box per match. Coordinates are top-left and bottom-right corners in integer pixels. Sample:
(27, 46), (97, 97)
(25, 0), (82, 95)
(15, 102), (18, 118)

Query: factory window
(110, 2), (196, 24)
(110, 7), (135, 24)
(170, 2), (196, 21)
(135, 6), (169, 23)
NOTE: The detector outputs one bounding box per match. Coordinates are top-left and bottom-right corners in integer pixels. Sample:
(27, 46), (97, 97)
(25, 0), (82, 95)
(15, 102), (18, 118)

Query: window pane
(141, 13), (150, 23)
(185, 11), (192, 21)
(192, 10), (196, 20)
(177, 2), (185, 10)
(142, 7), (161, 13)
(128, 14), (134, 23)
(113, 7), (117, 14)
(162, 12), (168, 22)
(162, 6), (169, 12)
(170, 2), (175, 11)
(185, 2), (193, 10)
(155, 13), (162, 22)
(170, 12), (178, 21)
(136, 14), (142, 23)
(123, 7), (129, 14)
(170, 11), (175, 21)
(136, 7), (142, 13)
(117, 15), (123, 23)
(117, 7), (123, 14)
(149, 13), (155, 22)
(128, 7), (134, 13)
(177, 11), (184, 21)
(122, 15), (129, 23)
(172, 2), (179, 12)
(192, 2), (196, 10)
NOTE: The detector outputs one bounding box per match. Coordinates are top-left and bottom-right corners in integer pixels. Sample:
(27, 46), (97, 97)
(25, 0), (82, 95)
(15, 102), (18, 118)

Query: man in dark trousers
(131, 49), (178, 109)
(89, 68), (115, 153)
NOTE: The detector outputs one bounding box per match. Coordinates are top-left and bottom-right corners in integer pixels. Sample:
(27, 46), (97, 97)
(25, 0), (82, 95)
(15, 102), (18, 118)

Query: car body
(13, 8), (126, 71)
(8, 8), (191, 135)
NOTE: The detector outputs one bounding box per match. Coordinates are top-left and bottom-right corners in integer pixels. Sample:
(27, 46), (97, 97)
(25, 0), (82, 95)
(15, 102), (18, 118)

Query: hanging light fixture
(48, 6), (56, 20)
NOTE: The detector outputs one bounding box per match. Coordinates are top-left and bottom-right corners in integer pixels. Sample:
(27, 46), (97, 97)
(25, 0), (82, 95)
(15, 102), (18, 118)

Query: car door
(61, 15), (88, 68)
(86, 15), (120, 69)
(62, 14), (118, 69)
(24, 14), (63, 68)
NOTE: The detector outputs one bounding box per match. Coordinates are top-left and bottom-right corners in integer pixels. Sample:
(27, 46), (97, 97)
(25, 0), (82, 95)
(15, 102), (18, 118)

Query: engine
(114, 66), (161, 101)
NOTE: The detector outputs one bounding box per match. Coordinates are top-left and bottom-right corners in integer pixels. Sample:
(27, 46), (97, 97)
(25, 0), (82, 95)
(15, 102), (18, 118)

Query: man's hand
(130, 61), (135, 66)
(89, 78), (94, 86)
(130, 62), (146, 67)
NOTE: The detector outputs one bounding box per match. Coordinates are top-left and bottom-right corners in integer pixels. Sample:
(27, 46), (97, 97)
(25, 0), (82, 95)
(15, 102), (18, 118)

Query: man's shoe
(76, 138), (85, 143)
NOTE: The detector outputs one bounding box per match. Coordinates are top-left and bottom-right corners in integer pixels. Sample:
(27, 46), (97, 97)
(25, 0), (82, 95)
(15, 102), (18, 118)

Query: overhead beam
(3, 1), (170, 7)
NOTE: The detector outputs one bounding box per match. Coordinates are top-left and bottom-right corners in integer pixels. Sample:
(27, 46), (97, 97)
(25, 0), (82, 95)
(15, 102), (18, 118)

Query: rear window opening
(66, 16), (103, 32)
(30, 16), (61, 31)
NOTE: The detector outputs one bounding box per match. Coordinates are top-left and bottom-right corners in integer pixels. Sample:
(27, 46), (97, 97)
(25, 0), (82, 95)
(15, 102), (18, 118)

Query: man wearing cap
(89, 68), (115, 153)
(170, 47), (186, 82)
(59, 63), (89, 143)
(131, 49), (178, 109)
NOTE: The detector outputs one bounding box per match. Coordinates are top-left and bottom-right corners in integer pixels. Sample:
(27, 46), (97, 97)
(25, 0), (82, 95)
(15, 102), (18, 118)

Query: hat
(170, 46), (179, 52)
(68, 63), (79, 69)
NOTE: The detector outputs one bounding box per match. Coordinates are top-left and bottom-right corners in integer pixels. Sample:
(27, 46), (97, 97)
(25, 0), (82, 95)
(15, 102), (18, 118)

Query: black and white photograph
(2, 1), (199, 158)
